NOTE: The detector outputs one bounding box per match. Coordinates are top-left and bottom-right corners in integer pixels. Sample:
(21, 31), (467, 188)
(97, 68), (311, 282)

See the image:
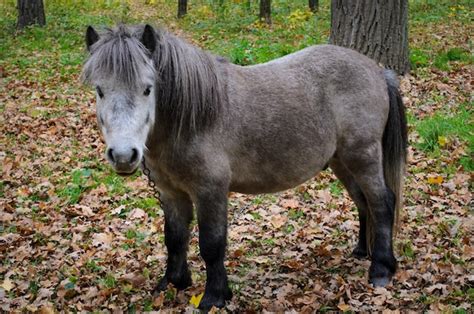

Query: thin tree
(330, 0), (409, 74)
(178, 0), (187, 18)
(309, 0), (319, 12)
(245, 0), (252, 11)
(259, 0), (271, 24)
(17, 0), (46, 29)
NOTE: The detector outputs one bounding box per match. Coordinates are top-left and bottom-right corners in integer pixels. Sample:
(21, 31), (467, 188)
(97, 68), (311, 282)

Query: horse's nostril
(130, 148), (139, 164)
(107, 148), (115, 163)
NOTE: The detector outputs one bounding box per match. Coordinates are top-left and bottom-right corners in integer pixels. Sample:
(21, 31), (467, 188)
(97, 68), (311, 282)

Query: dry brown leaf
(0, 278), (14, 291)
(91, 232), (113, 248)
(128, 208), (146, 220)
(270, 214), (288, 229)
(280, 199), (299, 209)
(337, 303), (350, 312)
(120, 272), (146, 287)
(153, 292), (165, 307)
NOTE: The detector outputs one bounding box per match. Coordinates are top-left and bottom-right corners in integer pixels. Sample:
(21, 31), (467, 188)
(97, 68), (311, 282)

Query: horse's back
(232, 44), (390, 144)
(217, 45), (389, 194)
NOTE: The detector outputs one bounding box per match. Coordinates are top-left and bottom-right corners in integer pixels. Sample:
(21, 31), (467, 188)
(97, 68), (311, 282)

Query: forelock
(82, 25), (155, 89)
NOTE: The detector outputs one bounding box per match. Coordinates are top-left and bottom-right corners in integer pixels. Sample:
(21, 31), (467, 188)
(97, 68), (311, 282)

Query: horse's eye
(96, 86), (104, 98)
(144, 86), (151, 96)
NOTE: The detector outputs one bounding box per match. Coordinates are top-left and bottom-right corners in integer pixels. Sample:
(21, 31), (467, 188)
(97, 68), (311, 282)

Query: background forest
(0, 0), (472, 312)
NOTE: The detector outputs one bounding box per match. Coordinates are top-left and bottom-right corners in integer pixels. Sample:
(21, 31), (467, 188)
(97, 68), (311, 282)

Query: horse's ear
(86, 26), (99, 51)
(141, 24), (156, 54)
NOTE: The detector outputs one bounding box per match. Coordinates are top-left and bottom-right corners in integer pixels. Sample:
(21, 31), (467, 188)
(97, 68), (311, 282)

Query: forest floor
(0, 0), (472, 312)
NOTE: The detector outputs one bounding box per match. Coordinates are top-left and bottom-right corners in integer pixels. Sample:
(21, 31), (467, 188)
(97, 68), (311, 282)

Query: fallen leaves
(120, 272), (146, 288)
(92, 233), (113, 248)
(270, 214), (288, 229)
(337, 302), (351, 312)
(0, 2), (472, 313)
(128, 208), (146, 220)
(427, 175), (444, 184)
(189, 292), (204, 308)
(280, 198), (299, 209)
(1, 279), (15, 292)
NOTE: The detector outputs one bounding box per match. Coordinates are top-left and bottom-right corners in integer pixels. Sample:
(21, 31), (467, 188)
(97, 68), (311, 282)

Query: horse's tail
(381, 69), (408, 234)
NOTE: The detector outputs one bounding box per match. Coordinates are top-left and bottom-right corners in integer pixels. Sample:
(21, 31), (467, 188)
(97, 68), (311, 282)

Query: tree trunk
(330, 0), (409, 74)
(177, 0), (187, 18)
(259, 0), (271, 24)
(17, 0), (46, 29)
(309, 0), (319, 12)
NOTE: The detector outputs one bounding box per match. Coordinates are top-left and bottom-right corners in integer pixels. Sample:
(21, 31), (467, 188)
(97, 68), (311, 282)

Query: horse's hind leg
(154, 192), (193, 293)
(336, 142), (397, 287)
(330, 158), (368, 258)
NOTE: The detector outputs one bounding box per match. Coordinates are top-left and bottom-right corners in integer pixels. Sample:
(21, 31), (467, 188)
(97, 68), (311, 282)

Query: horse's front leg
(154, 193), (193, 293)
(195, 188), (232, 310)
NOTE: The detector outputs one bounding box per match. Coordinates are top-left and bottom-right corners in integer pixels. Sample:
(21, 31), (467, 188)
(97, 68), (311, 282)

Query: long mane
(154, 29), (226, 141)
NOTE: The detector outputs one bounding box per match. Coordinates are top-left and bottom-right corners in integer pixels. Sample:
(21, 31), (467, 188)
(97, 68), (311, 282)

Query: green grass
(410, 0), (472, 23)
(409, 1), (472, 72)
(416, 107), (472, 151)
(433, 47), (473, 71)
(85, 259), (103, 273)
(288, 208), (305, 220)
(399, 240), (416, 259)
(56, 168), (93, 204)
(56, 166), (135, 204)
(329, 180), (344, 196)
(413, 104), (473, 170)
(177, 0), (330, 64)
(410, 48), (430, 69)
(0, 0), (124, 89)
(99, 273), (117, 289)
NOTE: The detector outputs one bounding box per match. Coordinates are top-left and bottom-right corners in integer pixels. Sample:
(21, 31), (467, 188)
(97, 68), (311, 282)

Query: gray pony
(82, 24), (407, 310)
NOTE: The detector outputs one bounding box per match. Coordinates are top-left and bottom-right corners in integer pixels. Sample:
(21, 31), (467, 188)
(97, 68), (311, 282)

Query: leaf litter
(0, 3), (472, 313)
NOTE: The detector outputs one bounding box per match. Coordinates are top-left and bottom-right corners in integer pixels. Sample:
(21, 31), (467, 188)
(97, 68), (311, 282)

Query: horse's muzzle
(106, 146), (141, 175)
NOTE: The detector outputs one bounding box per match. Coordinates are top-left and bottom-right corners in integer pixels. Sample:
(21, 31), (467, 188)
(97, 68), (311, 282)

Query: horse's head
(82, 25), (157, 175)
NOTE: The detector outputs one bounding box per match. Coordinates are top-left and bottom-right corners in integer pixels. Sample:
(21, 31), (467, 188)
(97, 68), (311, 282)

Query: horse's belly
(229, 150), (331, 194)
(230, 172), (322, 194)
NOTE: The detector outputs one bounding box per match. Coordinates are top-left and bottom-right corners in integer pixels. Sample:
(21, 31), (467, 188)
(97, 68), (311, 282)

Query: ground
(0, 0), (472, 312)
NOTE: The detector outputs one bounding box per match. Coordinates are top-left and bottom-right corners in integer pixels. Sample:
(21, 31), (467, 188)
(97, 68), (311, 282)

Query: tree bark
(17, 0), (46, 29)
(259, 0), (271, 24)
(330, 0), (409, 74)
(177, 0), (187, 18)
(309, 0), (319, 12)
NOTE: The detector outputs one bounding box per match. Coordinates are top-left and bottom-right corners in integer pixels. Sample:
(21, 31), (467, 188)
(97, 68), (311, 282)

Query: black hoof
(370, 276), (391, 287)
(153, 272), (192, 296)
(352, 244), (368, 259)
(369, 255), (396, 287)
(198, 287), (232, 311)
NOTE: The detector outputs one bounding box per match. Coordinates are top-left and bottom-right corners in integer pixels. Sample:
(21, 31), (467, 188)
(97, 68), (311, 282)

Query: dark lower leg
(336, 144), (397, 287)
(196, 192), (232, 310)
(330, 159), (369, 258)
(353, 206), (368, 258)
(155, 197), (193, 292)
(368, 187), (397, 287)
(199, 229), (232, 309)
